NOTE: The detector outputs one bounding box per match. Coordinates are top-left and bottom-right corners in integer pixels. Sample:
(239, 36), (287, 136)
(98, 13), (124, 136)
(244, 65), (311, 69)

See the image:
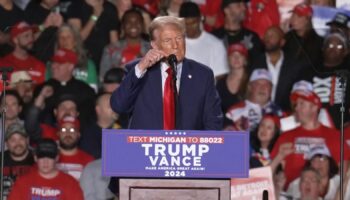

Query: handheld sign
(102, 129), (249, 178)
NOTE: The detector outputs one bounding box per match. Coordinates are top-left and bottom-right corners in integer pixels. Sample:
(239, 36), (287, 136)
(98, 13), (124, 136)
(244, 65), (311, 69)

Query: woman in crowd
(250, 114), (281, 166)
(99, 8), (150, 80)
(216, 43), (249, 126)
(46, 24), (98, 91)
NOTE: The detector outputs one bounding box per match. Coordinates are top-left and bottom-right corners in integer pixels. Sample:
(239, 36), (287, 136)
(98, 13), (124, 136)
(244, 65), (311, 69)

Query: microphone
(262, 190), (268, 200)
(167, 54), (178, 74)
(0, 67), (14, 82)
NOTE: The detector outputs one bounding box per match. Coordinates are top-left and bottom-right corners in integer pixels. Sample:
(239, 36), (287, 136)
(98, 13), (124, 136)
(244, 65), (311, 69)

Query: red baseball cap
(290, 90), (322, 109)
(51, 48), (78, 65)
(290, 3), (313, 17)
(227, 43), (248, 58)
(58, 116), (80, 131)
(10, 21), (37, 39)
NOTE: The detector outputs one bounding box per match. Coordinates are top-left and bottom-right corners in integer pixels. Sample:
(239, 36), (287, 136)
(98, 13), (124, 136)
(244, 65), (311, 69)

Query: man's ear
(150, 41), (158, 49)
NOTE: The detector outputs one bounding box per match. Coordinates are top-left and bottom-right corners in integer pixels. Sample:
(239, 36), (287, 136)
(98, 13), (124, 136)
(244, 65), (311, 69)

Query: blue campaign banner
(102, 129), (249, 178)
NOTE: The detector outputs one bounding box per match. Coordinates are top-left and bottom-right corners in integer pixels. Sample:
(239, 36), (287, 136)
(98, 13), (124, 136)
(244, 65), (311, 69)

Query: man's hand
(138, 49), (167, 72)
(34, 85), (54, 109)
(278, 143), (294, 159)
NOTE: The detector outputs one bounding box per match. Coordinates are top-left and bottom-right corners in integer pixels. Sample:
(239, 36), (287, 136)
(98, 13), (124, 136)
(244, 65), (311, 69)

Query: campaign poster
(102, 129), (249, 178)
(231, 166), (276, 200)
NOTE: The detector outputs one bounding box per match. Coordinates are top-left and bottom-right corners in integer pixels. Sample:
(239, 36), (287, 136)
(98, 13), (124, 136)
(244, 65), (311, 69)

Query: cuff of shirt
(135, 64), (147, 78)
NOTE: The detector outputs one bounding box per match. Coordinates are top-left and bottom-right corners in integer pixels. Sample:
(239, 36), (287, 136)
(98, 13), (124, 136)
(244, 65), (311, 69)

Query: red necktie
(163, 67), (175, 130)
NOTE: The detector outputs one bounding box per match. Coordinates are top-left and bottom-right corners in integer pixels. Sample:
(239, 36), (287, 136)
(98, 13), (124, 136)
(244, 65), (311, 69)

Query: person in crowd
(0, 90), (23, 128)
(32, 48), (96, 126)
(0, 21), (46, 84)
(24, 0), (63, 61)
(270, 88), (348, 188)
(0, 0), (24, 56)
(46, 24), (98, 91)
(279, 80), (335, 132)
(179, 2), (229, 78)
(1, 123), (34, 199)
(250, 114), (281, 166)
(67, 0), (119, 66)
(216, 43), (249, 125)
(326, 12), (350, 41)
(25, 93), (79, 142)
(251, 25), (304, 112)
(225, 69), (283, 131)
(306, 32), (350, 129)
(56, 116), (94, 180)
(287, 145), (339, 200)
(212, 0), (263, 62)
(80, 159), (115, 200)
(80, 93), (119, 159)
(100, 8), (150, 79)
(283, 3), (323, 68)
(8, 138), (84, 200)
(298, 167), (322, 200)
(110, 16), (223, 130)
(274, 164), (292, 200)
(8, 71), (33, 118)
(100, 67), (125, 93)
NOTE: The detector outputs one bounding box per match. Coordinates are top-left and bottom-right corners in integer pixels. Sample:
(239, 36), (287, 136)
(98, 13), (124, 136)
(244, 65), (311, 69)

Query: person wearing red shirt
(270, 89), (349, 188)
(56, 116), (94, 180)
(0, 21), (46, 84)
(8, 138), (84, 200)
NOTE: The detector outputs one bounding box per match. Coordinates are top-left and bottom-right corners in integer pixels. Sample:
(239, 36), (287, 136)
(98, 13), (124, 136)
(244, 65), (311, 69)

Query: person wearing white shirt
(179, 2), (229, 78)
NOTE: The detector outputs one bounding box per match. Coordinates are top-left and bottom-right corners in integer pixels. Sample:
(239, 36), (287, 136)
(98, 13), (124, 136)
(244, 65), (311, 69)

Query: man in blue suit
(110, 16), (223, 130)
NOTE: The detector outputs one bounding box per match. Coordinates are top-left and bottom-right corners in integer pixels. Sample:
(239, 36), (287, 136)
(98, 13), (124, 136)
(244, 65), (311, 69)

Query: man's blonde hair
(149, 16), (185, 40)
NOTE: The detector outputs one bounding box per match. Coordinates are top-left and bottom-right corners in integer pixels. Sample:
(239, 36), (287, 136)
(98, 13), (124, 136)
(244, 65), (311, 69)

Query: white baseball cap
(249, 69), (272, 83)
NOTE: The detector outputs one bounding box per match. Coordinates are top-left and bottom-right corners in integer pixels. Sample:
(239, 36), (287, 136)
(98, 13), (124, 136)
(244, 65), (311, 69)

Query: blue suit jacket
(110, 58), (223, 130)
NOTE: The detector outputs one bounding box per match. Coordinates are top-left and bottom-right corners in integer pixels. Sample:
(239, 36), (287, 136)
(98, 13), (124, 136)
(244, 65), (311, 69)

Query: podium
(102, 130), (249, 200)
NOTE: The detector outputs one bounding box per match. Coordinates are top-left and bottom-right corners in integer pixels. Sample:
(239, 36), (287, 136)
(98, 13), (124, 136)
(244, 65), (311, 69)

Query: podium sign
(102, 130), (249, 178)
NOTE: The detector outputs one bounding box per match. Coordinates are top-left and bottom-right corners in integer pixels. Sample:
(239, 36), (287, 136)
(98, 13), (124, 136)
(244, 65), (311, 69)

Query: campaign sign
(102, 129), (249, 178)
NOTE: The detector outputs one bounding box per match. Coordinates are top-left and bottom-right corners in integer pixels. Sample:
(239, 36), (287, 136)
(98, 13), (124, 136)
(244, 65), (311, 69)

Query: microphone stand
(0, 66), (13, 200)
(338, 71), (348, 200)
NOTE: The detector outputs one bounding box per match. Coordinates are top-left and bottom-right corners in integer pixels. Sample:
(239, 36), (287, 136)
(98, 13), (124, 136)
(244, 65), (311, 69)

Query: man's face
(248, 79), (272, 105)
(323, 36), (348, 63)
(294, 98), (317, 124)
(54, 100), (78, 120)
(184, 17), (201, 39)
(4, 95), (22, 120)
(299, 170), (320, 199)
(15, 81), (33, 103)
(224, 2), (246, 22)
(96, 94), (118, 122)
(36, 157), (57, 175)
(14, 30), (34, 51)
(151, 24), (186, 62)
(58, 123), (80, 150)
(51, 62), (74, 81)
(263, 27), (284, 52)
(6, 133), (29, 158)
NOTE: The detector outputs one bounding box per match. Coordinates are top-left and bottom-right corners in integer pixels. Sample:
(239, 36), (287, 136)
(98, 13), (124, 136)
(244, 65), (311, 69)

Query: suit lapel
(147, 64), (163, 128)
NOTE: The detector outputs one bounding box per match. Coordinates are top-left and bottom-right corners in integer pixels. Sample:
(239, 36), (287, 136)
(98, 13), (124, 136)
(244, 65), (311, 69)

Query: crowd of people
(0, 0), (350, 199)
